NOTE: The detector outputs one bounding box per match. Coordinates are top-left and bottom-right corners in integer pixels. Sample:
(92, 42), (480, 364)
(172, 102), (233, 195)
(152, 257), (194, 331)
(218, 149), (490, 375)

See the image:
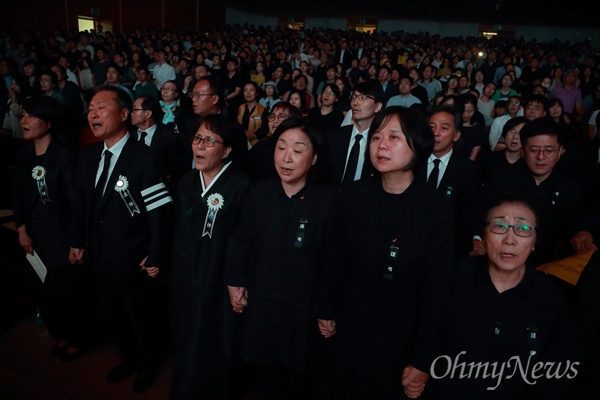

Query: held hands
(401, 365), (429, 399)
(571, 231), (598, 254)
(317, 319), (336, 338)
(227, 285), (248, 313)
(139, 256), (159, 278)
(69, 247), (85, 264)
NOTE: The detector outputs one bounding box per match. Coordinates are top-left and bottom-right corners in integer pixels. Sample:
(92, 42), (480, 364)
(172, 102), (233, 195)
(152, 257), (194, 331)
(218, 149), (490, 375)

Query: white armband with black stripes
(141, 182), (173, 212)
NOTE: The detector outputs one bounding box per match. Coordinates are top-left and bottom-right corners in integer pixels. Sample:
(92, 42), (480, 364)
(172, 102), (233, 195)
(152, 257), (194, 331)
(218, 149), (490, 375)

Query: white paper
(26, 251), (47, 283)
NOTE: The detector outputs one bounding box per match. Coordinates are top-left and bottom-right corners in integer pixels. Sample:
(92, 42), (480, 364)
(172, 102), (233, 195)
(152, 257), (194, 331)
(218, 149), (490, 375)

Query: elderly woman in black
(427, 191), (584, 399)
(227, 117), (337, 399)
(169, 113), (252, 400)
(330, 106), (455, 399)
(11, 95), (91, 361)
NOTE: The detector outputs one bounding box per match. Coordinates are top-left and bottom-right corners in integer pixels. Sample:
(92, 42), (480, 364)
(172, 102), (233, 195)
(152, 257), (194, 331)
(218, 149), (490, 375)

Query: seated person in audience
(489, 95), (522, 151)
(134, 66), (161, 100)
(480, 116), (528, 184)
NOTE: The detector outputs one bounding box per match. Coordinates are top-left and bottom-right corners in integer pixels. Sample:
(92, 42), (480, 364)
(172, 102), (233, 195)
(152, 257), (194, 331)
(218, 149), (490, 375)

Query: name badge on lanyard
(384, 244), (400, 280)
(294, 217), (308, 248)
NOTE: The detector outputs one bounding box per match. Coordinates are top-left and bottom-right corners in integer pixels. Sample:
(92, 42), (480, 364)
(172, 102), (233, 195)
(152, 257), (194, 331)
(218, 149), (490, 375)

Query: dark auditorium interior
(1, 0), (600, 399)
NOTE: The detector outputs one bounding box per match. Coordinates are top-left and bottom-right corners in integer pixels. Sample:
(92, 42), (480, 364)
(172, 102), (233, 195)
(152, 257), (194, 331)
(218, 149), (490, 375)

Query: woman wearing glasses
(247, 102), (303, 183)
(159, 79), (193, 135)
(427, 191), (581, 399)
(169, 113), (251, 400)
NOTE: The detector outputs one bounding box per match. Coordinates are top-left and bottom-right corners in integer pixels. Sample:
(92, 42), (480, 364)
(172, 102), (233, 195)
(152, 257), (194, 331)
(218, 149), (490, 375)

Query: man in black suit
(131, 96), (186, 191)
(420, 104), (481, 255)
(336, 39), (354, 71)
(70, 86), (173, 393)
(326, 80), (384, 191)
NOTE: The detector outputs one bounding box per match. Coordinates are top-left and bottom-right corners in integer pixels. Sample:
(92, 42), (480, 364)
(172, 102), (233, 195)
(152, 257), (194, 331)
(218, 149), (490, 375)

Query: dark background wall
(1, 0), (226, 32)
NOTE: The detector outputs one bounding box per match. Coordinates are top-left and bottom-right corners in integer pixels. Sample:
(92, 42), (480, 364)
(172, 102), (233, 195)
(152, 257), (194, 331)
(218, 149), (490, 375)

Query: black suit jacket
(381, 81), (400, 104)
(418, 151), (481, 214)
(417, 151), (481, 255)
(11, 140), (78, 268)
(326, 125), (376, 190)
(74, 135), (172, 284)
(133, 125), (187, 189)
(336, 49), (355, 70)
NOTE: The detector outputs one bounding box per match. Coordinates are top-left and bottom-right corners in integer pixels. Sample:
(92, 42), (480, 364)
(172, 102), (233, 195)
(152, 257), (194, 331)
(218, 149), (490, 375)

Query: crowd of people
(4, 23), (600, 399)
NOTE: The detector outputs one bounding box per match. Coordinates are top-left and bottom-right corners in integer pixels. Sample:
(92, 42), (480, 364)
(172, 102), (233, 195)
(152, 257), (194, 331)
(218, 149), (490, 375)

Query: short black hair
(22, 95), (65, 135)
(483, 189), (540, 230)
(429, 104), (462, 132)
(198, 113), (243, 165)
(138, 96), (164, 123)
(368, 106), (434, 171)
(271, 116), (328, 184)
(353, 80), (385, 105)
(520, 117), (565, 147)
(501, 116), (528, 139)
(96, 86), (133, 112)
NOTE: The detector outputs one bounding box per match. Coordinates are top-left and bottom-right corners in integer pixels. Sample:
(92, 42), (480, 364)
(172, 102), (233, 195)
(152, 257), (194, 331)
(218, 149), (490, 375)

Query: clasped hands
(402, 365), (429, 399)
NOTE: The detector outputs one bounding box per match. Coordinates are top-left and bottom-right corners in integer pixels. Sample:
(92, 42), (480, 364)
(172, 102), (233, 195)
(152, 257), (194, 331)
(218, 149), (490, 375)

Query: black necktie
(266, 100), (270, 111)
(428, 158), (441, 189)
(139, 131), (147, 143)
(94, 150), (113, 203)
(343, 134), (363, 184)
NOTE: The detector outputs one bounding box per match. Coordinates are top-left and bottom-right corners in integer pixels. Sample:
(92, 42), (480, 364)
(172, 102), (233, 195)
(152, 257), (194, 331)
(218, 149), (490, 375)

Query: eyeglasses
(132, 108), (147, 112)
(525, 146), (560, 156)
(323, 91), (336, 95)
(526, 104), (544, 111)
(161, 87), (177, 92)
(509, 101), (520, 106)
(189, 92), (215, 99)
(350, 94), (375, 102)
(191, 135), (224, 147)
(488, 221), (536, 237)
(268, 113), (289, 121)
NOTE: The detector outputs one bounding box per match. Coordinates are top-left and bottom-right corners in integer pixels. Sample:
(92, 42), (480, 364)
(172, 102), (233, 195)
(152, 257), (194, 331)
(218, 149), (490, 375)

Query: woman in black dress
(227, 117), (337, 399)
(169, 113), (252, 399)
(427, 191), (583, 399)
(331, 106), (456, 399)
(11, 95), (92, 361)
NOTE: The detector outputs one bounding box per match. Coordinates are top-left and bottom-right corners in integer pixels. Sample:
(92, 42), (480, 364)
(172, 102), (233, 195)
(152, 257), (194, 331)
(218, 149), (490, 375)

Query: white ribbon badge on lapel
(203, 193), (224, 238)
(115, 175), (140, 216)
(31, 166), (51, 204)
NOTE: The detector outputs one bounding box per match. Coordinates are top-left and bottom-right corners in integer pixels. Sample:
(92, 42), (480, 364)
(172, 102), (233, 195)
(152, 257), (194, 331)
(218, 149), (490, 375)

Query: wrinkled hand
(227, 285), (248, 313)
(571, 231), (598, 254)
(469, 238), (486, 256)
(140, 256), (159, 278)
(69, 247), (85, 264)
(402, 365), (429, 398)
(317, 319), (336, 338)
